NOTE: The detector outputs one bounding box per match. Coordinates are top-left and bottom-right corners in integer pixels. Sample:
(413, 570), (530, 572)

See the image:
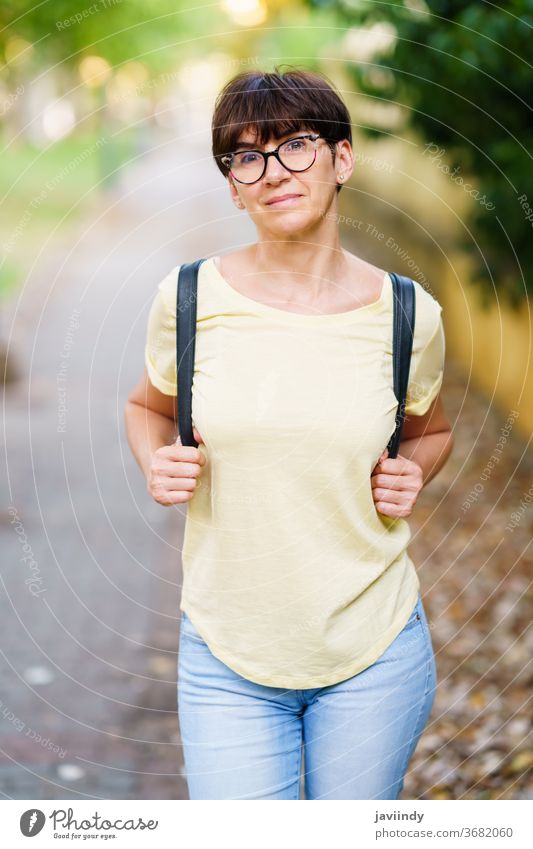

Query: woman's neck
(249, 242), (348, 299)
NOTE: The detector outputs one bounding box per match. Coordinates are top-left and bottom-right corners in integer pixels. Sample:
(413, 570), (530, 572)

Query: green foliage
(0, 0), (222, 74)
(0, 129), (138, 298)
(310, 0), (533, 305)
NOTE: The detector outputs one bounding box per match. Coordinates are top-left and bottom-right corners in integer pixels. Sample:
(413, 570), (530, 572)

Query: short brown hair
(211, 66), (352, 194)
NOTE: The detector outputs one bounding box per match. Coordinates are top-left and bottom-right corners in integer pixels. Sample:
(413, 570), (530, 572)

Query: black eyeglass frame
(219, 133), (331, 185)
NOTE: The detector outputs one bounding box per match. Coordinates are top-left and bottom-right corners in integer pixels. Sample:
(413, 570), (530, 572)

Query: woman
(125, 68), (454, 800)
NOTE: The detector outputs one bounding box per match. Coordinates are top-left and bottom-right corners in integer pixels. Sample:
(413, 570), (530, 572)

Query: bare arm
(124, 369), (205, 505)
(399, 393), (454, 486)
(124, 368), (178, 480)
(371, 393), (454, 518)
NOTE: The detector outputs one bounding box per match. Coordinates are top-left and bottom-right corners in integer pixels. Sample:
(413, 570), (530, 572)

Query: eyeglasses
(219, 133), (327, 185)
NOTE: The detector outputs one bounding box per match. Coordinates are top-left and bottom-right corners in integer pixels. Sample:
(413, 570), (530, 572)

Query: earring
(338, 174), (345, 181)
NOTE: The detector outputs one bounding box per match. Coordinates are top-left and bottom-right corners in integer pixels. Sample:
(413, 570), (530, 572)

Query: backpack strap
(176, 258), (206, 448)
(386, 273), (416, 458)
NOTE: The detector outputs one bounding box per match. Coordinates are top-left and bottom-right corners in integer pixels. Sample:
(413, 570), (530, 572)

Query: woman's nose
(263, 153), (290, 181)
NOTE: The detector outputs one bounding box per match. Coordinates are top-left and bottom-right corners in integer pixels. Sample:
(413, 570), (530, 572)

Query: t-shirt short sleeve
(144, 265), (179, 396)
(405, 287), (445, 416)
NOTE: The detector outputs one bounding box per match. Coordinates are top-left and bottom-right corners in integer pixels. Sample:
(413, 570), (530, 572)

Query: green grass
(0, 128), (138, 298)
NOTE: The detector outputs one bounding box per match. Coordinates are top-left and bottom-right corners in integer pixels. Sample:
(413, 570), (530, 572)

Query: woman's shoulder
(410, 278), (443, 326)
(152, 263), (180, 314)
(408, 278), (443, 353)
(153, 258), (217, 320)
(377, 266), (443, 354)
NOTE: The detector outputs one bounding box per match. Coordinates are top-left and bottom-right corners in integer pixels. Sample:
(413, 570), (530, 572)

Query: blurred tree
(0, 1), (228, 173)
(0, 1), (224, 77)
(308, 0), (533, 307)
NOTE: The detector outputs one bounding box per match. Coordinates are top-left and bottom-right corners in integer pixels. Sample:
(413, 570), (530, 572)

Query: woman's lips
(266, 194), (302, 206)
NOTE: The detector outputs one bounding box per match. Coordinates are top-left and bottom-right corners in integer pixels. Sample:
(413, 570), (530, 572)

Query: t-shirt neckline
(207, 256), (390, 324)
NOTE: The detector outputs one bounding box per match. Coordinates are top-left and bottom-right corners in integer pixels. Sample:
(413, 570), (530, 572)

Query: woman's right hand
(147, 428), (206, 506)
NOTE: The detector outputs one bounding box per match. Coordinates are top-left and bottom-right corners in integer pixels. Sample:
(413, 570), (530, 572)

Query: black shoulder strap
(386, 272), (416, 458)
(176, 258), (205, 448)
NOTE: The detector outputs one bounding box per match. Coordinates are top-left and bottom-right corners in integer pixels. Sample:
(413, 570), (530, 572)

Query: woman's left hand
(370, 448), (424, 518)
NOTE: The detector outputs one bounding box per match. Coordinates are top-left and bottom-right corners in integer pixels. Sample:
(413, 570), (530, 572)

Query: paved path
(0, 130), (252, 799)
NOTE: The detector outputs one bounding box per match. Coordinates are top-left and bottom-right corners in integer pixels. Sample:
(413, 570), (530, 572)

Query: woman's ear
(228, 174), (243, 209)
(337, 139), (354, 182)
(228, 176), (244, 209)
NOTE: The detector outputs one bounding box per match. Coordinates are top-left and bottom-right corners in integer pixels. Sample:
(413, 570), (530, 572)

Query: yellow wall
(436, 252), (532, 439)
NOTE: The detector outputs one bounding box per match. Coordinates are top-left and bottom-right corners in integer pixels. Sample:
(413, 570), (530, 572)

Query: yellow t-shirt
(145, 256), (445, 688)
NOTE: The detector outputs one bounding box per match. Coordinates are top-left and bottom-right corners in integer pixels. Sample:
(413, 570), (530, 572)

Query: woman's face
(226, 125), (353, 235)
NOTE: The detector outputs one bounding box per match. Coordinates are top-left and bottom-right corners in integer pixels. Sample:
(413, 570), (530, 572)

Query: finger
(159, 461), (202, 478)
(375, 500), (408, 517)
(165, 443), (205, 464)
(154, 449), (203, 473)
(376, 502), (401, 519)
(377, 456), (410, 473)
(159, 476), (197, 491)
(372, 488), (405, 505)
(154, 489), (194, 506)
(371, 475), (413, 491)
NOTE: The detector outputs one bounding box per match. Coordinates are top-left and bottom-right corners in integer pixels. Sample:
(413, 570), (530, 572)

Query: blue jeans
(177, 593), (437, 800)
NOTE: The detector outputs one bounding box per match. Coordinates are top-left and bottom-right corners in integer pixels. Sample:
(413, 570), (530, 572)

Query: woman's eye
(285, 139), (305, 151)
(237, 152), (261, 164)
